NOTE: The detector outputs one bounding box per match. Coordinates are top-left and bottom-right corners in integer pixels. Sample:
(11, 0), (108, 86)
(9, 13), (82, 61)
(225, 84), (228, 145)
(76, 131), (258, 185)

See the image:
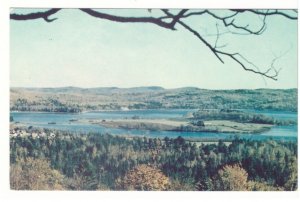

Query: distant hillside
(12, 86), (165, 94)
(10, 87), (297, 112)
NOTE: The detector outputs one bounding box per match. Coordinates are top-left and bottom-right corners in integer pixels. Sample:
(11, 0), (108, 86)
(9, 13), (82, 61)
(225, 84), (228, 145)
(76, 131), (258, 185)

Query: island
(71, 109), (297, 134)
(82, 118), (272, 133)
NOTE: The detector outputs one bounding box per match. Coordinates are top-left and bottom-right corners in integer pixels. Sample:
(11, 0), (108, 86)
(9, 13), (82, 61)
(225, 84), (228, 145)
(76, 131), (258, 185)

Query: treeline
(10, 130), (297, 191)
(10, 88), (297, 112)
(160, 88), (297, 112)
(192, 109), (296, 125)
(11, 98), (82, 113)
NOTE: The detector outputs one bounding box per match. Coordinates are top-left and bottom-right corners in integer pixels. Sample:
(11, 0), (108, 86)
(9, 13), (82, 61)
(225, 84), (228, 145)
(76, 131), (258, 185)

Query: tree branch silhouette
(230, 9), (298, 20)
(79, 8), (177, 30)
(162, 9), (293, 80)
(10, 8), (297, 80)
(10, 9), (61, 22)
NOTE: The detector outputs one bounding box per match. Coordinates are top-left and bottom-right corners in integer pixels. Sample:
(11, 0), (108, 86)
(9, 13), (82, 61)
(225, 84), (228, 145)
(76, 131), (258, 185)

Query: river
(10, 109), (297, 141)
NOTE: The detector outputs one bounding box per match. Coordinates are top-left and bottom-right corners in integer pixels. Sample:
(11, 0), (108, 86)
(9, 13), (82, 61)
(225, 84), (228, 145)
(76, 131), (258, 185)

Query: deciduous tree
(10, 158), (65, 190)
(213, 164), (249, 191)
(115, 164), (170, 190)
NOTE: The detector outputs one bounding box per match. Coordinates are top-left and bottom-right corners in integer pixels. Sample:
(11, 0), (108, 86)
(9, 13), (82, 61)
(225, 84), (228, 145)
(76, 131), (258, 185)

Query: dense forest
(191, 109), (297, 125)
(10, 87), (297, 112)
(10, 128), (297, 191)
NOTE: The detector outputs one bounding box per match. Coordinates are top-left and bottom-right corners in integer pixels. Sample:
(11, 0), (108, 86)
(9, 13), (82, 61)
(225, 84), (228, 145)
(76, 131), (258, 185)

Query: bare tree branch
(231, 9), (298, 20)
(10, 8), (297, 81)
(224, 16), (266, 35)
(163, 9), (281, 80)
(162, 9), (224, 63)
(10, 9), (61, 22)
(182, 10), (208, 18)
(223, 52), (280, 80)
(168, 9), (189, 28)
(184, 10), (267, 35)
(79, 8), (178, 30)
(214, 23), (220, 49)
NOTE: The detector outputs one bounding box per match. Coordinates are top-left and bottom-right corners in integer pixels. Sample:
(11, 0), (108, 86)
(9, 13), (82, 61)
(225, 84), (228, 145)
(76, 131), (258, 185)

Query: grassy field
(77, 118), (272, 134)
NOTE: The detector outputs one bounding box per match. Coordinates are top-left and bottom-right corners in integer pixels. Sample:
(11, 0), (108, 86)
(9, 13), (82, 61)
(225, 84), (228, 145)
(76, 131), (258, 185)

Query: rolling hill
(10, 87), (297, 112)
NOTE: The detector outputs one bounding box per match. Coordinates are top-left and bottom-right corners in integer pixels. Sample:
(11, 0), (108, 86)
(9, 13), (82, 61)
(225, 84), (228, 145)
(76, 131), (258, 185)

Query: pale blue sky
(10, 9), (297, 89)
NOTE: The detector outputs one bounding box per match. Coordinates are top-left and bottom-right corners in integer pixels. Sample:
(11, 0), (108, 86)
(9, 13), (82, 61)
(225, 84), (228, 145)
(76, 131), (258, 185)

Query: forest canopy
(10, 129), (298, 191)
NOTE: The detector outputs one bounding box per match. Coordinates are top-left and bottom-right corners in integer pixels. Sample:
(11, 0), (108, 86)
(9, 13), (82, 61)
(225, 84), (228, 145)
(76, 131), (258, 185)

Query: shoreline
(80, 118), (273, 134)
(10, 122), (297, 142)
(10, 108), (298, 114)
(10, 108), (197, 114)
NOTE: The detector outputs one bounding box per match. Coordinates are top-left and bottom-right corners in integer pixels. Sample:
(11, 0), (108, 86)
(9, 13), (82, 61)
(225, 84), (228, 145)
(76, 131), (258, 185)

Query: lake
(10, 109), (297, 141)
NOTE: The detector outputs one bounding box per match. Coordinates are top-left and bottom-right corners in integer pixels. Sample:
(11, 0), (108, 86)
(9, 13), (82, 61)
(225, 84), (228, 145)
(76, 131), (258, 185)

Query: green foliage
(169, 179), (197, 191)
(191, 120), (205, 127)
(10, 130), (297, 191)
(10, 88), (297, 112)
(11, 97), (82, 113)
(284, 156), (298, 191)
(248, 181), (283, 191)
(192, 109), (296, 125)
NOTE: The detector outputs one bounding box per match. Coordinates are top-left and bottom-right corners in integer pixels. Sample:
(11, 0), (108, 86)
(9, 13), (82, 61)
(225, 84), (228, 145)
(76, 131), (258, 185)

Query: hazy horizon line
(10, 85), (298, 91)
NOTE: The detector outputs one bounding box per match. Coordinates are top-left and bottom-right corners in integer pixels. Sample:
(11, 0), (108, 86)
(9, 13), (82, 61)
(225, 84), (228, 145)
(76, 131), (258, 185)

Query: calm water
(10, 109), (297, 141)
